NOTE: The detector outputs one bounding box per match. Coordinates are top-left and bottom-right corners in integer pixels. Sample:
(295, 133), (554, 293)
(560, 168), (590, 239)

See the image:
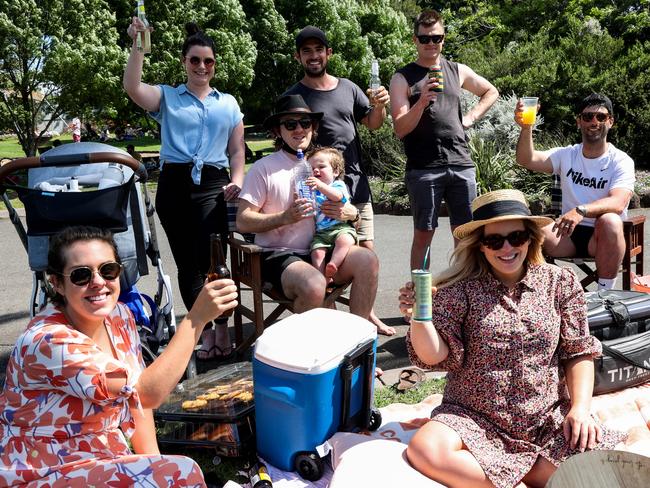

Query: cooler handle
(339, 338), (375, 432)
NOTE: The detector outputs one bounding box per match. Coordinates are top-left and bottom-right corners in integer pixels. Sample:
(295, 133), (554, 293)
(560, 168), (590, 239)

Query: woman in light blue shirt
(124, 20), (245, 360)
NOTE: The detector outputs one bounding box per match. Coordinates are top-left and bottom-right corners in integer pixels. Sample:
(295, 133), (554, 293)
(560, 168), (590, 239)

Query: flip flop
(196, 344), (233, 362)
(395, 367), (425, 392)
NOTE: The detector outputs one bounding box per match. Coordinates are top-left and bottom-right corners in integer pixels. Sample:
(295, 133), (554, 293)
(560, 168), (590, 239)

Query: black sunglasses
(187, 56), (215, 67)
(61, 262), (122, 286)
(279, 118), (314, 131)
(416, 34), (445, 44)
(481, 230), (531, 251)
(580, 112), (609, 122)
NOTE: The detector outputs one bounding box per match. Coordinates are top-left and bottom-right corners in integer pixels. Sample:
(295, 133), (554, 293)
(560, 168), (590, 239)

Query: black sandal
(395, 367), (425, 392)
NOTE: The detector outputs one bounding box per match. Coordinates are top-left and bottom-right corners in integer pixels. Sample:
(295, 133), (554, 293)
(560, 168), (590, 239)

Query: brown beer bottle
(208, 234), (233, 317)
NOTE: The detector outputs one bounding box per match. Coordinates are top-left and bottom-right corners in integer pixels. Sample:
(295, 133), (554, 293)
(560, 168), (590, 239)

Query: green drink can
(428, 64), (444, 93)
(411, 269), (432, 321)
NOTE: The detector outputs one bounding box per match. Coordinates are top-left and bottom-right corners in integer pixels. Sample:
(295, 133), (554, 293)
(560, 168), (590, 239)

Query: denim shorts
(405, 165), (477, 230)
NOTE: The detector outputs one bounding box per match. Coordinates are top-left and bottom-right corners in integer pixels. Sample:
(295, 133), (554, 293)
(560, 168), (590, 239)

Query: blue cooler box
(253, 308), (381, 480)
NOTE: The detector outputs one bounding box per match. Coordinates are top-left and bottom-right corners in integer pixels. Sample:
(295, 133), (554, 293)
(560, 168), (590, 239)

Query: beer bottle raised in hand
(208, 234), (233, 317)
(135, 0), (151, 54)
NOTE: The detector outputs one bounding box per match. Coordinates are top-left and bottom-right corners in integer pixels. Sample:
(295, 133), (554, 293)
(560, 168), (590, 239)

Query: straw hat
(453, 189), (553, 239)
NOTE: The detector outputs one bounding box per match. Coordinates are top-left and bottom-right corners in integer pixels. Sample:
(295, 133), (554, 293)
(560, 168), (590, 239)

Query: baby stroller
(0, 142), (195, 378)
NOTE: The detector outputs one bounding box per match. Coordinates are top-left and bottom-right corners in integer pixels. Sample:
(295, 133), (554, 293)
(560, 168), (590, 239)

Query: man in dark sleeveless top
(284, 26), (396, 336)
(390, 9), (498, 270)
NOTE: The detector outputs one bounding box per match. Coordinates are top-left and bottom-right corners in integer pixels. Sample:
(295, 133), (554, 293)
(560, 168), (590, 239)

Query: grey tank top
(396, 58), (473, 170)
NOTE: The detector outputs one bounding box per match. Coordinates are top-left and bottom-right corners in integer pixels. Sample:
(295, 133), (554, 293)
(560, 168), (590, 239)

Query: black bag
(586, 290), (650, 394)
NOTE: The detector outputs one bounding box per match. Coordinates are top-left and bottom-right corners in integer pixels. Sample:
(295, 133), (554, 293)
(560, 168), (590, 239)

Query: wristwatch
(351, 208), (361, 223)
(576, 205), (588, 217)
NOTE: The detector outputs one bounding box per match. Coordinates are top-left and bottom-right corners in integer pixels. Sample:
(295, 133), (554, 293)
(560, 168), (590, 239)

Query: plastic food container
(154, 362), (255, 457)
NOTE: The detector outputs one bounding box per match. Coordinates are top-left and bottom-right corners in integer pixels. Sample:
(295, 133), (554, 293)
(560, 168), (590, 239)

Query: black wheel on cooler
(294, 452), (323, 481)
(368, 408), (382, 431)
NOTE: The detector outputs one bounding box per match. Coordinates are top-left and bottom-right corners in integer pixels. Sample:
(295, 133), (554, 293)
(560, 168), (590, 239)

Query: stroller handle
(0, 152), (147, 183)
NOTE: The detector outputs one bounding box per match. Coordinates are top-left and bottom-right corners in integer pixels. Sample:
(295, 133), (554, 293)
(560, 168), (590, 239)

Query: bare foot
(214, 322), (233, 357)
(325, 262), (338, 279)
(196, 329), (216, 360)
(369, 310), (396, 336)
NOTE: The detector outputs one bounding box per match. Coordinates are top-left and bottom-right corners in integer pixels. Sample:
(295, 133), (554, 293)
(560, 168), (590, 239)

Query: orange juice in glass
(521, 97), (538, 125)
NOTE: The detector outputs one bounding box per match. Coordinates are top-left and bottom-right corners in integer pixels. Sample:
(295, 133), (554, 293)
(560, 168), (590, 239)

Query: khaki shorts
(354, 202), (374, 242)
(311, 222), (358, 251)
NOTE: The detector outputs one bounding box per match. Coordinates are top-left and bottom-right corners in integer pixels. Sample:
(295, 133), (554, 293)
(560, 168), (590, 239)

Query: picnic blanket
(243, 383), (650, 488)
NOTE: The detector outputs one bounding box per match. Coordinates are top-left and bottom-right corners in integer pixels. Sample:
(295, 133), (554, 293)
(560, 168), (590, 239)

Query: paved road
(2, 206), (649, 382)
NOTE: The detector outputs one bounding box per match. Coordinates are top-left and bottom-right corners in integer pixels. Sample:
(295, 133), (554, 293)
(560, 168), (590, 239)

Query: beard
(303, 60), (328, 78)
(582, 125), (609, 144)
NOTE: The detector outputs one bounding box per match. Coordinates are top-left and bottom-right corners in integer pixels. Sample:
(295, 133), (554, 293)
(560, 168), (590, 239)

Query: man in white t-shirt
(514, 93), (635, 290)
(237, 94), (380, 322)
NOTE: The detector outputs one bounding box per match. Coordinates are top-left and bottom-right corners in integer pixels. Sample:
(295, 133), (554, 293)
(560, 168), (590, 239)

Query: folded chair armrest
(229, 236), (264, 254)
(624, 215), (646, 227)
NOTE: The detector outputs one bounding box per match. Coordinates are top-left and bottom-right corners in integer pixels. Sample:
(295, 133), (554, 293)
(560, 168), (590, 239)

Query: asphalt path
(2, 207), (649, 383)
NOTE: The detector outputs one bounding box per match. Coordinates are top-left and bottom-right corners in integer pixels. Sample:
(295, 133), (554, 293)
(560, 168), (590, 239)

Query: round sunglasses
(579, 112), (610, 122)
(279, 118), (314, 131)
(416, 34), (445, 44)
(186, 56), (215, 67)
(60, 261), (122, 286)
(481, 230), (530, 250)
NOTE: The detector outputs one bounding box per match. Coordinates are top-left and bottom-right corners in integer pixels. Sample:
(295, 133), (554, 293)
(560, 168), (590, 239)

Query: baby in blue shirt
(306, 147), (358, 279)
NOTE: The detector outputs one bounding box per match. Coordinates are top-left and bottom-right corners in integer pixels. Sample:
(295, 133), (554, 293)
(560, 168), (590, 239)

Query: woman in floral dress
(0, 226), (238, 486)
(399, 190), (626, 488)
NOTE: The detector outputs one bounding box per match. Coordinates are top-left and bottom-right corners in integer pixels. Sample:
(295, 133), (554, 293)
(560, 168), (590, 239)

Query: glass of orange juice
(521, 97), (538, 125)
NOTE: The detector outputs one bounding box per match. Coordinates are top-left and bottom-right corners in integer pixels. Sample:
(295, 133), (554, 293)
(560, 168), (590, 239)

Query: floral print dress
(406, 264), (627, 488)
(0, 304), (205, 487)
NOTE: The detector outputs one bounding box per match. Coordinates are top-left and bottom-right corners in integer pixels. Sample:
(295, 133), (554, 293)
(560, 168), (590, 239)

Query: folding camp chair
(546, 174), (644, 290)
(226, 202), (350, 353)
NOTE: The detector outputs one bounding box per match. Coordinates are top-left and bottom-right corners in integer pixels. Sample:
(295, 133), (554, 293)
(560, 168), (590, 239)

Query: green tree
(0, 0), (125, 156)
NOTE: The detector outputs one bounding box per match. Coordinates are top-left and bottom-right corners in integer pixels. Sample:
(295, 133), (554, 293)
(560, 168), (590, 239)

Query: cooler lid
(253, 308), (377, 374)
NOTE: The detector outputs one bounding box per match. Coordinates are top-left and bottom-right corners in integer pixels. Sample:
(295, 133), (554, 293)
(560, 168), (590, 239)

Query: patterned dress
(406, 264), (627, 488)
(0, 304), (205, 487)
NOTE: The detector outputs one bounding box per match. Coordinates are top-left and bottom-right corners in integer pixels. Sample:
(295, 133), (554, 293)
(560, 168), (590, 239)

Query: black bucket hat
(263, 94), (324, 130)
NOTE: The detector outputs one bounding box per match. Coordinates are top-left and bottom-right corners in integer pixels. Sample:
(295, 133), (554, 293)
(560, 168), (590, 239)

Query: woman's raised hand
(127, 16), (152, 41)
(188, 279), (238, 325)
(398, 281), (437, 321)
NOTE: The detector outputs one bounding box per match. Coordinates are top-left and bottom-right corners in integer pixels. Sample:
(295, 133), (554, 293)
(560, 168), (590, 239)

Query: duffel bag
(586, 290), (650, 394)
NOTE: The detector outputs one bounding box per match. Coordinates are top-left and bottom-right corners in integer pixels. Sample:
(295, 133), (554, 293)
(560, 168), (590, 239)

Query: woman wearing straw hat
(398, 189), (626, 488)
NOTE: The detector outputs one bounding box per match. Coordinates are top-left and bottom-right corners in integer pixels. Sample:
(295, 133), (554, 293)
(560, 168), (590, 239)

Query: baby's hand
(305, 176), (322, 190)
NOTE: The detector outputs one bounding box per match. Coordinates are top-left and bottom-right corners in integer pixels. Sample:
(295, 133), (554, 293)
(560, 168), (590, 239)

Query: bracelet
(351, 208), (361, 223)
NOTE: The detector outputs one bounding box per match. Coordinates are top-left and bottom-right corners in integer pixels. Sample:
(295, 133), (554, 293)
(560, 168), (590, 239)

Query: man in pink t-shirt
(238, 94), (380, 321)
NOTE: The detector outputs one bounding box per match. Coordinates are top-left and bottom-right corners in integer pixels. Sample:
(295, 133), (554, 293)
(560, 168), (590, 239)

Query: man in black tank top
(390, 10), (498, 270)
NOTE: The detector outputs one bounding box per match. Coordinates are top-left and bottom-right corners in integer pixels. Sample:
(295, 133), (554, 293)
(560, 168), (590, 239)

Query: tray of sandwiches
(154, 361), (255, 456)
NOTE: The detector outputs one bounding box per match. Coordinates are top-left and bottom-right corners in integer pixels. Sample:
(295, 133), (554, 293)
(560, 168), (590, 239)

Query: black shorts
(260, 250), (310, 291)
(570, 224), (595, 257)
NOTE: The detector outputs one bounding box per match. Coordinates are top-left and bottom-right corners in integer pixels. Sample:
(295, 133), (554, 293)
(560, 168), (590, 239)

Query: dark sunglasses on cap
(187, 56), (215, 67)
(481, 230), (531, 251)
(579, 112), (610, 122)
(416, 34), (445, 44)
(61, 261), (122, 286)
(279, 118), (314, 131)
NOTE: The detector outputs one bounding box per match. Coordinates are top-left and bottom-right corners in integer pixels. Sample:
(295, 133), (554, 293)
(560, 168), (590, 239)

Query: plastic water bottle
(292, 149), (314, 214)
(68, 177), (80, 192)
(98, 163), (124, 189)
(370, 59), (381, 93)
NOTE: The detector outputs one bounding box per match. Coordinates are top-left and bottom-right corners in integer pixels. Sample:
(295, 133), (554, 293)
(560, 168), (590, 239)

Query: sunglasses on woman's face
(61, 261), (122, 286)
(416, 34), (445, 44)
(579, 112), (610, 122)
(187, 56), (215, 67)
(481, 230), (531, 250)
(279, 118), (313, 131)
